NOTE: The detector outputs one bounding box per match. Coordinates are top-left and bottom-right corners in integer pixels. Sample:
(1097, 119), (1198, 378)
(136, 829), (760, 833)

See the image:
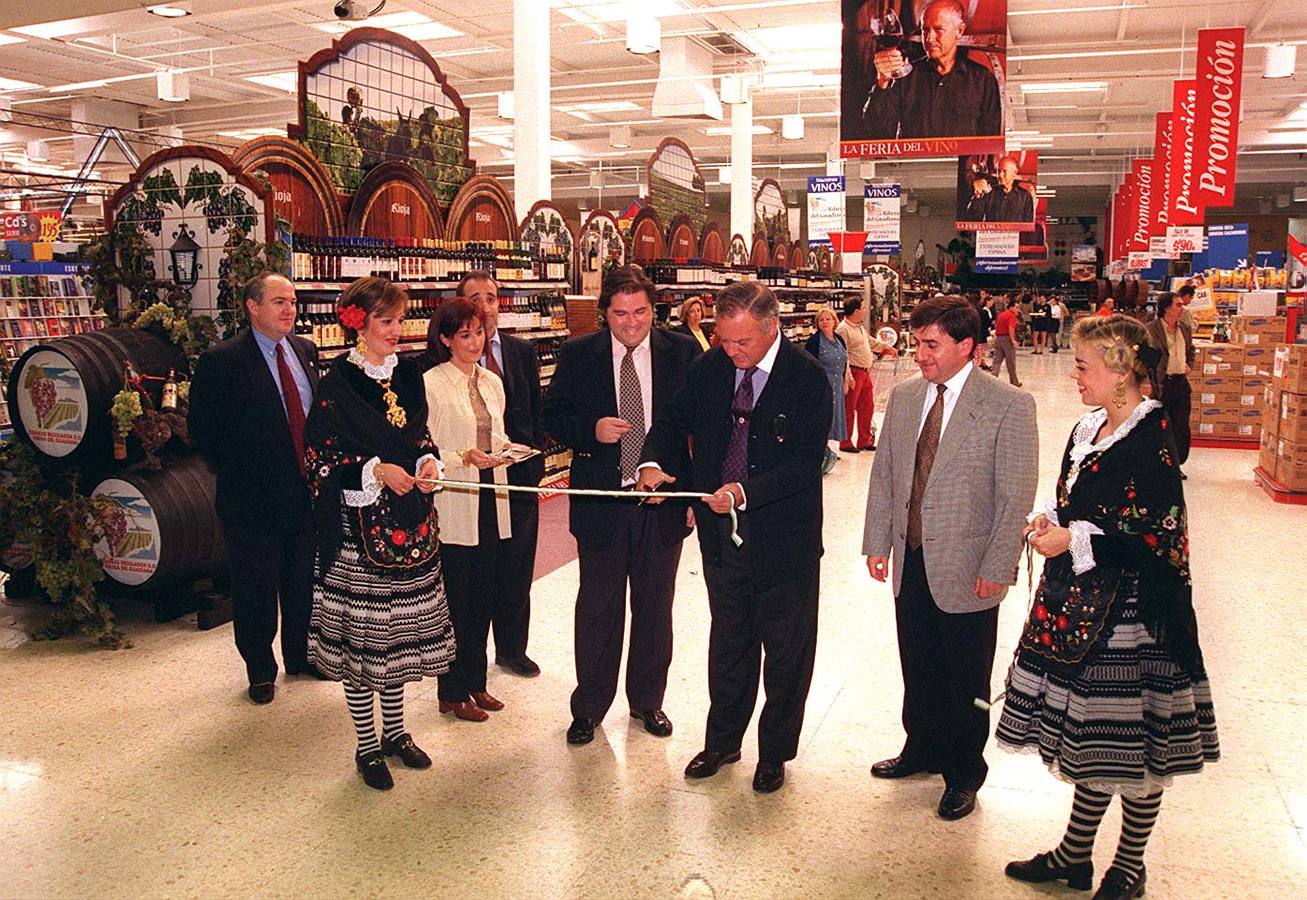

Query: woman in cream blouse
(423, 298), (512, 722)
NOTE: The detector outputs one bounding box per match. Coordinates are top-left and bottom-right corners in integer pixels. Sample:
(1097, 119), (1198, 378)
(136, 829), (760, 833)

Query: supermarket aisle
(1, 349), (1305, 898)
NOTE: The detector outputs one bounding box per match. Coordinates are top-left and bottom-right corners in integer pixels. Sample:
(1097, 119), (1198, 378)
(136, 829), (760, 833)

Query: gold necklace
(378, 377), (406, 428)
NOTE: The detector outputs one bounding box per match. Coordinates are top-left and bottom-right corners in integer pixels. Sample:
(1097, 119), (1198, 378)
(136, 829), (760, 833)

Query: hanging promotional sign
(1170, 79), (1202, 226)
(1129, 160), (1153, 254)
(806, 175), (847, 249)
(1150, 113), (1172, 239)
(955, 151), (1037, 232)
(840, 0), (1008, 159)
(1019, 198), (1048, 264)
(1166, 225), (1204, 256)
(863, 182), (902, 254)
(975, 230), (1019, 273)
(1193, 27), (1245, 210)
(1206, 223), (1250, 269)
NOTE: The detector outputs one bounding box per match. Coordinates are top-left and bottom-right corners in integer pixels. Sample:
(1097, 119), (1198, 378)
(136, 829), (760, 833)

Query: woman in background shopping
(673, 296), (713, 352)
(805, 306), (852, 475)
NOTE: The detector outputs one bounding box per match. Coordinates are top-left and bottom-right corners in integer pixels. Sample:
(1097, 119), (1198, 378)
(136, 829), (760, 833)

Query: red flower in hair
(338, 302), (366, 331)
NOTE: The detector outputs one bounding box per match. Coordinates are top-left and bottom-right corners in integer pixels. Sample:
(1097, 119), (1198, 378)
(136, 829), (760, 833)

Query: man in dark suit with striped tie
(189, 271), (321, 704)
(637, 282), (832, 794)
(542, 267), (699, 747)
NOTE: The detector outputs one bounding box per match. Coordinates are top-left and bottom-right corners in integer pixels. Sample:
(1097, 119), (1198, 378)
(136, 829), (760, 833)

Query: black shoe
(684, 749), (742, 779)
(859, 444), (877, 452)
(839, 446), (860, 454)
(247, 682), (275, 705)
(496, 655), (541, 677)
(630, 709), (673, 737)
(286, 663), (331, 680)
(752, 761), (786, 794)
(1092, 866), (1146, 900)
(870, 754), (931, 779)
(938, 787), (977, 820)
(1005, 851), (1094, 890)
(566, 718), (596, 745)
(355, 749), (394, 790)
(380, 732), (432, 769)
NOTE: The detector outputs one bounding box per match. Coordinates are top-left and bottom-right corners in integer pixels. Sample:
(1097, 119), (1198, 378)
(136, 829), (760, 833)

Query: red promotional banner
(1103, 199), (1113, 263)
(1151, 112), (1173, 238)
(1170, 79), (1202, 225)
(1130, 160), (1153, 254)
(1193, 27), (1245, 209)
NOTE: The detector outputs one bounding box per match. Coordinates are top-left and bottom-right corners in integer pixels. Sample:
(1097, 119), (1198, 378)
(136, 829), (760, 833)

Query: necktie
(720, 367), (757, 486)
(468, 368), (492, 452)
(275, 342), (306, 476)
(618, 345), (645, 482)
(483, 340), (503, 379)
(906, 383), (947, 550)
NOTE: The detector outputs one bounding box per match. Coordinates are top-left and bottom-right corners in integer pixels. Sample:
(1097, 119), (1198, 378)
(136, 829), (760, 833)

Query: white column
(730, 98), (753, 241)
(513, 0), (550, 219)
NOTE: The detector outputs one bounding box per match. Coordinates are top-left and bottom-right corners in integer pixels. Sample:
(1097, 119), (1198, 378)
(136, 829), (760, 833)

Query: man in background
(837, 297), (897, 453)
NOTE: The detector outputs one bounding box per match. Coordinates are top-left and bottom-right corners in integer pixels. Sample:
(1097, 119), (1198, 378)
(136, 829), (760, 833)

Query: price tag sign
(1149, 235), (1176, 260)
(1165, 225), (1204, 256)
(1127, 251), (1152, 270)
(2, 211), (61, 243)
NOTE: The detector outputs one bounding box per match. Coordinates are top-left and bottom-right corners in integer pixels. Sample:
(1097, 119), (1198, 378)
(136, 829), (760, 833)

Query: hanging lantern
(168, 224), (201, 288)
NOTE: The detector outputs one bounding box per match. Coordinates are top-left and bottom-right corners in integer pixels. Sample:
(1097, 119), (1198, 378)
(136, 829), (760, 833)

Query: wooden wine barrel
(90, 454), (225, 592)
(6, 328), (187, 468)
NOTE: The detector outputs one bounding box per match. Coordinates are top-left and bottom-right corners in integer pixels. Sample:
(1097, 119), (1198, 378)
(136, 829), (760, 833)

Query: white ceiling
(1, 0), (1305, 222)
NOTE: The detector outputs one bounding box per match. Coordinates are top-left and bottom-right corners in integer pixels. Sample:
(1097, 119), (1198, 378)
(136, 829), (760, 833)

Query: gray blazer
(862, 367), (1039, 613)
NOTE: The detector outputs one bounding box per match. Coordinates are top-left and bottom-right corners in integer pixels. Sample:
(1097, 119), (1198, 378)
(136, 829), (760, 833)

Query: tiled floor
(2, 348), (1305, 898)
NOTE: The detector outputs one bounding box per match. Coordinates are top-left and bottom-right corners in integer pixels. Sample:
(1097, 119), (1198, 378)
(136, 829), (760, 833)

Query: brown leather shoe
(470, 691), (504, 711)
(380, 732), (432, 769)
(439, 699), (489, 722)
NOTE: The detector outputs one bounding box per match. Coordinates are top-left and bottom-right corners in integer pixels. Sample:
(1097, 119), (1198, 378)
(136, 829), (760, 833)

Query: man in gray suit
(863, 295), (1038, 821)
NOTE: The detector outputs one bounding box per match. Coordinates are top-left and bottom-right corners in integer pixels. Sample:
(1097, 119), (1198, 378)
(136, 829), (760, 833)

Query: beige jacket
(424, 362), (512, 546)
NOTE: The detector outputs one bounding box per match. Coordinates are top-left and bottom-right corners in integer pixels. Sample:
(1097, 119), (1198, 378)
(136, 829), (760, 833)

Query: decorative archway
(666, 214), (697, 261)
(699, 221), (725, 264)
(628, 206), (665, 266)
(645, 137), (708, 234)
(749, 236), (771, 267)
(753, 178), (790, 246)
(580, 209), (626, 272)
(726, 233), (749, 268)
(232, 136), (344, 237)
(520, 200), (577, 282)
(445, 174), (518, 242)
(346, 160), (445, 239)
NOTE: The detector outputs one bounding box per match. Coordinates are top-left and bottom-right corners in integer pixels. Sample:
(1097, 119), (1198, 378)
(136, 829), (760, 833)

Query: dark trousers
(702, 524), (819, 763)
(895, 546), (998, 791)
(1162, 374), (1193, 465)
(439, 475), (507, 702)
(222, 510), (314, 685)
(990, 335), (1019, 385)
(571, 503), (682, 722)
(491, 492), (538, 660)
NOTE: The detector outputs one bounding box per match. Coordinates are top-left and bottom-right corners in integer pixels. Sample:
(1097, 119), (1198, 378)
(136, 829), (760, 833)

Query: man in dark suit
(542, 267), (700, 746)
(637, 282), (832, 794)
(1144, 291), (1195, 468)
(189, 271), (321, 704)
(459, 270), (546, 677)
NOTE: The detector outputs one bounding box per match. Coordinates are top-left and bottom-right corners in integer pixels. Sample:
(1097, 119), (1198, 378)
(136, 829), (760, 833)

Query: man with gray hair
(637, 282), (832, 794)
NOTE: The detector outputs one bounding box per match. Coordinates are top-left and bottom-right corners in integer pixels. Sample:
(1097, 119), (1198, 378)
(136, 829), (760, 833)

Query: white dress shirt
(917, 361), (975, 439)
(611, 331), (653, 437)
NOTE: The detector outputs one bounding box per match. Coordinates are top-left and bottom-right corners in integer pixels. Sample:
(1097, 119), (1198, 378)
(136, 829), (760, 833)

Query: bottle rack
(290, 235), (569, 286)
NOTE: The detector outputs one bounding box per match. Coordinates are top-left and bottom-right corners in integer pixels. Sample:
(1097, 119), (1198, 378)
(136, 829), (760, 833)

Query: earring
(1113, 381), (1127, 409)
(356, 333), (368, 356)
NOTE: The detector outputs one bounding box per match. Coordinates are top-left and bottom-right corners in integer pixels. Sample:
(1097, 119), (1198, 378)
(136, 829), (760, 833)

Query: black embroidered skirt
(996, 584), (1220, 796)
(308, 510), (456, 692)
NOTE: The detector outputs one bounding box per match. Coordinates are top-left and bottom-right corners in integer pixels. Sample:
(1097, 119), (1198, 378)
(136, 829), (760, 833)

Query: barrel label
(91, 479), (161, 586)
(16, 350), (88, 456)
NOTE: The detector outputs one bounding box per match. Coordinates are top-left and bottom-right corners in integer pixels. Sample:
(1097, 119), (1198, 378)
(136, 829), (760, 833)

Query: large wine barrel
(90, 454), (225, 592)
(6, 328), (187, 468)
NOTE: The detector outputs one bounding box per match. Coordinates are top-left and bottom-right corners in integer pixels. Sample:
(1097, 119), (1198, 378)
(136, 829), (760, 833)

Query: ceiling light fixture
(1264, 44), (1297, 79)
(718, 165), (732, 185)
(626, 13), (661, 55)
(719, 74), (748, 105)
(782, 114), (804, 140)
(244, 72), (296, 93)
(157, 70), (189, 102)
(1293, 186), (1307, 202)
(147, 5), (190, 18)
(609, 125), (632, 148)
(1019, 81), (1108, 94)
(497, 91), (514, 119)
(26, 140), (49, 162)
(0, 34), (26, 47)
(0, 76), (43, 91)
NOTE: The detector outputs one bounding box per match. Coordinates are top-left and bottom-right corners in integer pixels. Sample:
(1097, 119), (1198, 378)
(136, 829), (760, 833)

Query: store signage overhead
(2, 211), (61, 243)
(1169, 79), (1202, 226)
(975, 229), (1018, 274)
(1150, 113), (1172, 240)
(863, 182), (901, 255)
(955, 151), (1036, 232)
(806, 175), (846, 249)
(1129, 159), (1153, 254)
(1193, 27), (1245, 210)
(839, 0), (1007, 160)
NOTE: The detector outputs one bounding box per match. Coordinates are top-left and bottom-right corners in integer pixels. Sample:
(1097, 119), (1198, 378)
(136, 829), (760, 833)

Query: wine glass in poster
(955, 151), (1037, 231)
(840, 0), (1006, 159)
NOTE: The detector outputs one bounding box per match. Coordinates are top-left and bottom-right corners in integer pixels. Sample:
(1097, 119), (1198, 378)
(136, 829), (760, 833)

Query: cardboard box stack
(1189, 343), (1264, 442)
(1262, 344), (1307, 491)
(1229, 315), (1287, 348)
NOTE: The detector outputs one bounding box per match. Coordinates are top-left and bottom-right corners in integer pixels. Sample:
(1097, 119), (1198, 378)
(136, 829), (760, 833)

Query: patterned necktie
(618, 345), (645, 482)
(468, 368), (492, 451)
(906, 383), (947, 550)
(275, 343), (306, 475)
(720, 367), (757, 485)
(483, 339), (503, 379)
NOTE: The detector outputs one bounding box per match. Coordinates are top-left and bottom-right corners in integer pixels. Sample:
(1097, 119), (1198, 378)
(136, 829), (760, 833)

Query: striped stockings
(1051, 786), (1164, 877)
(344, 684), (407, 753)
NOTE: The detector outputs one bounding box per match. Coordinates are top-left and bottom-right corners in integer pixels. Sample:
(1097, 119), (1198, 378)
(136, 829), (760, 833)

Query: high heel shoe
(470, 690), (504, 711)
(439, 699), (489, 722)
(1005, 851), (1093, 891)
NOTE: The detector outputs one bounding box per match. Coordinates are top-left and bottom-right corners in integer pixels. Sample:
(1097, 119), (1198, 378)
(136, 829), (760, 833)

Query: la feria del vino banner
(1193, 27), (1245, 210)
(839, 0), (1007, 159)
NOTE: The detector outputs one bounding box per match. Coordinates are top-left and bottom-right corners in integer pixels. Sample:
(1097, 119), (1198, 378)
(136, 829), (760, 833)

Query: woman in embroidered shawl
(998, 315), (1218, 900)
(304, 277), (455, 791)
